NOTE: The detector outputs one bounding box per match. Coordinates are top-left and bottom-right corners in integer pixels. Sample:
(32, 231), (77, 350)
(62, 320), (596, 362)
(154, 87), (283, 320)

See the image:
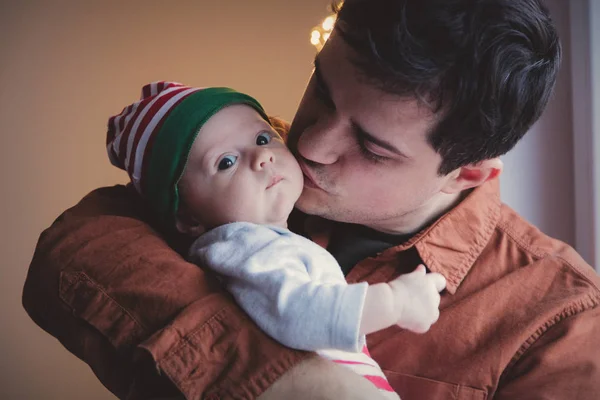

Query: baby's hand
(389, 265), (446, 333)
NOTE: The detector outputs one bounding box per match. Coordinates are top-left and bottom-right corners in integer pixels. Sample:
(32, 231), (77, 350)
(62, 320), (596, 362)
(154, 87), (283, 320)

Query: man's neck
(363, 190), (468, 236)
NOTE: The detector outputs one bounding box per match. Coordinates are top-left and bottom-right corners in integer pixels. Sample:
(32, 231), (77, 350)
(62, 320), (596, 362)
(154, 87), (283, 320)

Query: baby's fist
(389, 265), (446, 333)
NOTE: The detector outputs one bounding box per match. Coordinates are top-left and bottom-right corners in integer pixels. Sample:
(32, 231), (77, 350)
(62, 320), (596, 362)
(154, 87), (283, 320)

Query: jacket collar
(296, 179), (502, 294)
(403, 179), (501, 294)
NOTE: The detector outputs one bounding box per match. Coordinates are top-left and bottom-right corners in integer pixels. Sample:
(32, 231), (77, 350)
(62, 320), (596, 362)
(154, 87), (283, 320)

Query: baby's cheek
(227, 198), (251, 221)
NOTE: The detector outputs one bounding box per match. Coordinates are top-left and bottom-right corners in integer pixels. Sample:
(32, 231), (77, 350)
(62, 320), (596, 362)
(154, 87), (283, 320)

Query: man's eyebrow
(351, 120), (409, 159)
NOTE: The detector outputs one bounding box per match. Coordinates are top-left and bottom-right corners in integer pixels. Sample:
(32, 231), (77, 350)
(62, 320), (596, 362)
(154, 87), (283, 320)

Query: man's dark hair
(333, 0), (561, 175)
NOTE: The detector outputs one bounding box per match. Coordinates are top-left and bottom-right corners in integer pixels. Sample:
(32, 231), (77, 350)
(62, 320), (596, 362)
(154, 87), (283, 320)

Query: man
(23, 0), (600, 399)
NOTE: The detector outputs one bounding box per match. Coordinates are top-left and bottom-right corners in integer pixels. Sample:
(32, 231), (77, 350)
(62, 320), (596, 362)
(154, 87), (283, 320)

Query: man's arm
(22, 185), (394, 399)
(23, 185), (309, 399)
(495, 305), (600, 399)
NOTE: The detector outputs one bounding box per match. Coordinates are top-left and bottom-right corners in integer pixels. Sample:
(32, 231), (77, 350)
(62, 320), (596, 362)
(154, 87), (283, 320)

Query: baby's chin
(260, 213), (290, 229)
(261, 205), (295, 228)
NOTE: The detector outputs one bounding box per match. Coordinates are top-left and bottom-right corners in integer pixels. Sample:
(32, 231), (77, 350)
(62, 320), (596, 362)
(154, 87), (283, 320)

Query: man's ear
(175, 208), (206, 237)
(441, 158), (503, 194)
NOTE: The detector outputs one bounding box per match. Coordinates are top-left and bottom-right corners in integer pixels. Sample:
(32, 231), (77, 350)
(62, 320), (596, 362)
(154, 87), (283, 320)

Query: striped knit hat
(106, 81), (269, 225)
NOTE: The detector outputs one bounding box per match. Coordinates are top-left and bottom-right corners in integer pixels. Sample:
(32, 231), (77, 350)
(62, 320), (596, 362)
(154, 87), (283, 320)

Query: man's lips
(299, 162), (322, 190)
(267, 175), (284, 189)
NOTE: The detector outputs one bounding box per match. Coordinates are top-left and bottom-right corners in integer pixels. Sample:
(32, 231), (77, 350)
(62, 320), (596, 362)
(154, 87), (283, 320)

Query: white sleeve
(188, 222), (367, 352)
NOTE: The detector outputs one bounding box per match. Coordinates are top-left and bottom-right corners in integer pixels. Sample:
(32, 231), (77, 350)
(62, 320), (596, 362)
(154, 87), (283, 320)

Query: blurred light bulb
(322, 16), (336, 31)
(310, 3), (342, 52)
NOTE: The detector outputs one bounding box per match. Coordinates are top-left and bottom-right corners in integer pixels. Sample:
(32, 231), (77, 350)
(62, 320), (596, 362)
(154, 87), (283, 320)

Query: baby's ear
(175, 209), (206, 237)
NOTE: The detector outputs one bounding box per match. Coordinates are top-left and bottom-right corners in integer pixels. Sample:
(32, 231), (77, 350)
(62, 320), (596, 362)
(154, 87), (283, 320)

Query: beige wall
(0, 1), (330, 398)
(570, 0), (600, 268)
(500, 0), (576, 248)
(0, 0), (587, 399)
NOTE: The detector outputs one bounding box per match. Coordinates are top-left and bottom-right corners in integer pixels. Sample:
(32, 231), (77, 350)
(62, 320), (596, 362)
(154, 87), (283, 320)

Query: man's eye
(357, 136), (388, 163)
(217, 155), (238, 171)
(256, 132), (271, 146)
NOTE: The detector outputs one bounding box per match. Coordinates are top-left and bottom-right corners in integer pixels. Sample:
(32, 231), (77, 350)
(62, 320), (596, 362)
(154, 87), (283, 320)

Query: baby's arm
(189, 222), (368, 352)
(360, 265), (446, 336)
(190, 223), (446, 352)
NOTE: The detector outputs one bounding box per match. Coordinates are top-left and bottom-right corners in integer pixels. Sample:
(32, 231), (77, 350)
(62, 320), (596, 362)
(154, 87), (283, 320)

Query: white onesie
(188, 222), (399, 399)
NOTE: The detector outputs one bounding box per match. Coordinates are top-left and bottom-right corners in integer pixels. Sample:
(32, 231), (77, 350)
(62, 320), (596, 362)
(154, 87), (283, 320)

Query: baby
(106, 81), (446, 399)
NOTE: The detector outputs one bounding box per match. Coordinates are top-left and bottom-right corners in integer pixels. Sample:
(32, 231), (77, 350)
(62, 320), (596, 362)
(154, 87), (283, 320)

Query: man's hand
(390, 264), (446, 333)
(258, 356), (395, 400)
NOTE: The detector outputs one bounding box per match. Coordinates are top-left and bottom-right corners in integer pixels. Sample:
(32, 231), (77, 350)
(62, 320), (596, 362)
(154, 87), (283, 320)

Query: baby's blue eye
(218, 155), (238, 171)
(256, 132), (271, 146)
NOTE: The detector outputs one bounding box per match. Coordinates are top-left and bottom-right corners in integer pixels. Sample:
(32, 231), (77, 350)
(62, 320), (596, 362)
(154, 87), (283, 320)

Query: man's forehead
(316, 34), (438, 157)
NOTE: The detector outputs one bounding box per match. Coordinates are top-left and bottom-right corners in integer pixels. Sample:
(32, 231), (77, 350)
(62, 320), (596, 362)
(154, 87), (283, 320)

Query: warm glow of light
(322, 16), (336, 31)
(310, 4), (341, 52)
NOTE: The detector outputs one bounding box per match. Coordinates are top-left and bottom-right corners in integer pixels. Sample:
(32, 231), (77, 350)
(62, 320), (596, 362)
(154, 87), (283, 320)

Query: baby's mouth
(267, 175), (284, 189)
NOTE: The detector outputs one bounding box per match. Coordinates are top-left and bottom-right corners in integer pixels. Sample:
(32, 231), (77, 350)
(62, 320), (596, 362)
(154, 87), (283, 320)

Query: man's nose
(251, 147), (275, 170)
(296, 116), (344, 165)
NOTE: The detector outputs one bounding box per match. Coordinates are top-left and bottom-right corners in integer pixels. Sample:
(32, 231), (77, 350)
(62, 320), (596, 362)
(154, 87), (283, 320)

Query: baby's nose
(253, 148), (275, 170)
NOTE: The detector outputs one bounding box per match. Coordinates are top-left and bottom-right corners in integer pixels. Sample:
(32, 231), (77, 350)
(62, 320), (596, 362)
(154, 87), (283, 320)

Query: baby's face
(177, 104), (304, 232)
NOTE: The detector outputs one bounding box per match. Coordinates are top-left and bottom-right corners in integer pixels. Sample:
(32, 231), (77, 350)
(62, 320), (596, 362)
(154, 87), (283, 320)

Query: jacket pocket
(385, 370), (487, 400)
(59, 270), (146, 349)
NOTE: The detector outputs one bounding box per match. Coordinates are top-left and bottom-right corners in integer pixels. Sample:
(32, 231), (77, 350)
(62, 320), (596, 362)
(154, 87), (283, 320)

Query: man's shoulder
(494, 203), (600, 297)
(60, 184), (138, 218)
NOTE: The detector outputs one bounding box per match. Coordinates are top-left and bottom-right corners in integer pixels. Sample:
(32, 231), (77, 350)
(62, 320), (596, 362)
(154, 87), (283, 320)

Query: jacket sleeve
(189, 223), (368, 353)
(494, 304), (600, 399)
(22, 185), (308, 400)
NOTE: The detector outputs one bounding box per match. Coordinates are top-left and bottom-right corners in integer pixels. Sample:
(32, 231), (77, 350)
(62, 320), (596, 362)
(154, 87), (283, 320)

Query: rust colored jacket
(23, 180), (600, 399)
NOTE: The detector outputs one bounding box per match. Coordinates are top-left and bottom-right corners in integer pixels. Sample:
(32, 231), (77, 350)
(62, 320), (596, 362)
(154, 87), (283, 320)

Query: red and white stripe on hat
(106, 81), (202, 194)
